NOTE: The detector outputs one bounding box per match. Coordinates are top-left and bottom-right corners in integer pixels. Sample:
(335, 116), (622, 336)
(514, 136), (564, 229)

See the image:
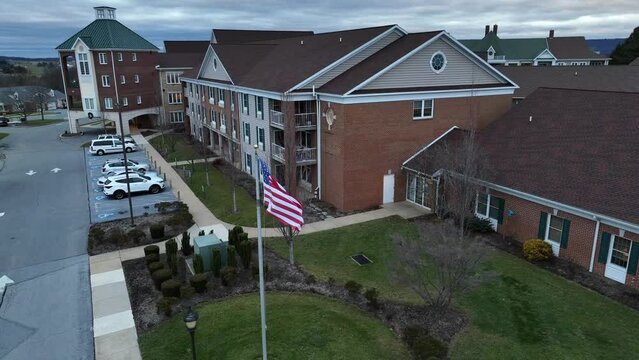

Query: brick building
(404, 88), (639, 288)
(182, 25), (516, 210)
(56, 6), (160, 135)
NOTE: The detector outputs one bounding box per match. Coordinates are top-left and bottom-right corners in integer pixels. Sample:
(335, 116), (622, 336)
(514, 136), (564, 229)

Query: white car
(101, 159), (149, 175)
(103, 173), (165, 199)
(97, 134), (136, 144)
(97, 170), (157, 187)
(89, 139), (137, 155)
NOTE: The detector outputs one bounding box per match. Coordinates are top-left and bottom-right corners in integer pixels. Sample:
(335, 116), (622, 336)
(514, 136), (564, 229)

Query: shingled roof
(547, 36), (608, 60)
(158, 41), (209, 69)
(405, 88), (639, 225)
(499, 65), (639, 98)
(56, 19), (159, 51)
(212, 29), (314, 44)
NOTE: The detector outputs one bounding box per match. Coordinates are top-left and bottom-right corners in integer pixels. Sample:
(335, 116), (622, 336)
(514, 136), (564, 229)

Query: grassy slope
(139, 293), (410, 360)
(269, 217), (639, 359)
(21, 119), (64, 126)
(0, 133), (8, 141)
(149, 134), (201, 162)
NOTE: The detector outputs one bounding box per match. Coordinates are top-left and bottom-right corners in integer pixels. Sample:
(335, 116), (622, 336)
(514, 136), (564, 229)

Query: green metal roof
(461, 34), (547, 60)
(56, 19), (159, 51)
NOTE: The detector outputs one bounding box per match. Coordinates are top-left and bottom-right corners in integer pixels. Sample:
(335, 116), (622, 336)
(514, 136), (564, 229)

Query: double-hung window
(242, 93), (249, 115)
(610, 236), (632, 268)
(101, 75), (110, 87)
(243, 122), (251, 144)
(132, 52), (137, 61)
(219, 89), (225, 107)
(117, 52), (123, 62)
(104, 97), (113, 109)
(166, 72), (180, 84)
(257, 127), (265, 150)
(413, 99), (433, 119)
(475, 192), (504, 224)
(98, 53), (107, 64)
(167, 92), (182, 104)
(245, 153), (253, 175)
(220, 114), (227, 132)
(134, 74), (140, 83)
(538, 212), (571, 253)
(169, 111), (184, 123)
(78, 53), (90, 75)
(120, 75), (126, 84)
(255, 96), (263, 119)
(122, 97), (128, 107)
(136, 96), (142, 105)
(84, 98), (94, 110)
(546, 215), (565, 244)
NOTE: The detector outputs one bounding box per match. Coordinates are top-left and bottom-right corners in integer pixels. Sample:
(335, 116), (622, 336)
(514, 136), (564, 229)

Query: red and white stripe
(263, 175), (304, 231)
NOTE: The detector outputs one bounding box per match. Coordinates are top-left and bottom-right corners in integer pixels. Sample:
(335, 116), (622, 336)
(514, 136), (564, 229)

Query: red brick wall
(492, 189), (639, 289)
(320, 95), (512, 211)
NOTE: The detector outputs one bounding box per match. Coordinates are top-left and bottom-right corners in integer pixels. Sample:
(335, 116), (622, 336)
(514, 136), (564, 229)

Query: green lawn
(139, 292), (410, 360)
(0, 133), (8, 141)
(21, 119), (64, 126)
(269, 217), (639, 359)
(149, 134), (202, 162)
(184, 163), (279, 228)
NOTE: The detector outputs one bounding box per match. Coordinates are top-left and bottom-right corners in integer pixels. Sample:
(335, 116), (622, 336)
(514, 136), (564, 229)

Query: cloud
(1, 0), (638, 57)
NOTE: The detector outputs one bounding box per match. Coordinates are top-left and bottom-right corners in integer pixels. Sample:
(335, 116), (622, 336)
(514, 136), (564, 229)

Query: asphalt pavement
(0, 121), (94, 359)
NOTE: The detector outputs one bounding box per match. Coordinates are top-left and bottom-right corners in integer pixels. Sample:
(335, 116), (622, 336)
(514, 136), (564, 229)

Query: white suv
(101, 159), (149, 174)
(103, 173), (165, 199)
(97, 134), (136, 144)
(90, 139), (137, 155)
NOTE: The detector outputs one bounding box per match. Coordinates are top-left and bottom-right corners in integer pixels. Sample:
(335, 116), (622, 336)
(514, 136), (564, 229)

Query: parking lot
(85, 147), (176, 223)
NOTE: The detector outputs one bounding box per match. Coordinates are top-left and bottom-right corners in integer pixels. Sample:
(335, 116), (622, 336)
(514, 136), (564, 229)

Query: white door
(383, 173), (394, 204)
(604, 236), (631, 284)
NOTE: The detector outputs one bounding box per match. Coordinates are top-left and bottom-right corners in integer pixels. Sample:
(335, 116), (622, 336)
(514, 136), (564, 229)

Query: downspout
(589, 217), (601, 272)
(110, 51), (120, 133)
(313, 85), (322, 199)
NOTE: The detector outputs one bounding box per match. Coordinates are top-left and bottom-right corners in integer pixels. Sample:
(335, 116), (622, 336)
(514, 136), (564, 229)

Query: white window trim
(430, 51), (447, 74)
(120, 75), (126, 84)
(474, 192), (500, 223)
(122, 97), (128, 107)
(101, 75), (110, 87)
(168, 92), (182, 105)
(413, 99), (433, 120)
(134, 74), (140, 83)
(608, 235), (632, 270)
(117, 52), (123, 61)
(544, 214), (564, 245)
(132, 53), (137, 62)
(136, 96), (142, 105)
(104, 98), (113, 110)
(98, 53), (107, 65)
(169, 111), (184, 123)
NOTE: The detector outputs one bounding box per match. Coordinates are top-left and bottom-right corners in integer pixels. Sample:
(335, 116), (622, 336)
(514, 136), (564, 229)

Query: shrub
(148, 261), (164, 273)
(180, 285), (196, 299)
(364, 288), (380, 309)
(412, 335), (447, 359)
(523, 239), (553, 262)
(165, 239), (178, 265)
(160, 279), (181, 297)
(144, 245), (160, 256)
(251, 260), (268, 280)
(190, 273), (208, 293)
(238, 232), (249, 244)
(328, 277), (336, 286)
(466, 216), (494, 233)
(229, 226), (244, 247)
(344, 280), (363, 297)
(227, 245), (237, 268)
(149, 224), (165, 239)
(151, 269), (172, 290)
(145, 253), (160, 266)
(109, 229), (127, 246)
(169, 254), (178, 275)
(212, 249), (222, 277)
(167, 211), (193, 227)
(89, 227), (105, 243)
(238, 240), (252, 269)
(306, 274), (317, 284)
(220, 266), (236, 286)
(127, 229), (146, 244)
(156, 297), (178, 316)
(181, 231), (192, 256)
(193, 254), (204, 274)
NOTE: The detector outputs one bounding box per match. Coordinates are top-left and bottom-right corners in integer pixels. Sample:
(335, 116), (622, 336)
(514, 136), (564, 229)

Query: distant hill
(0, 55), (57, 62)
(587, 39), (625, 56)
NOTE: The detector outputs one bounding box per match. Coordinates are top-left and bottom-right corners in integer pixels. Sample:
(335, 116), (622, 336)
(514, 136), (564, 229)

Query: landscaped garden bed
(149, 133), (208, 162)
(88, 201), (193, 255)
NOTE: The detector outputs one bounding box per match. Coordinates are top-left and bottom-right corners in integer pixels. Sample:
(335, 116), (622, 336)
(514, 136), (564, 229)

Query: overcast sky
(1, 0), (638, 58)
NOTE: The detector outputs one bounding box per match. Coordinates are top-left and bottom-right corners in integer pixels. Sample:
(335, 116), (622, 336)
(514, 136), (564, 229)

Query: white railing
(272, 143), (285, 162)
(232, 130), (237, 139)
(295, 113), (316, 128)
(209, 98), (215, 105)
(271, 110), (284, 128)
(211, 120), (216, 129)
(220, 124), (226, 133)
(271, 144), (317, 164)
(219, 100), (225, 108)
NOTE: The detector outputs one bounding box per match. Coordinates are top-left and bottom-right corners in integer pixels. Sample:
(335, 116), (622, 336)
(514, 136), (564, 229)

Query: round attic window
(430, 51), (446, 73)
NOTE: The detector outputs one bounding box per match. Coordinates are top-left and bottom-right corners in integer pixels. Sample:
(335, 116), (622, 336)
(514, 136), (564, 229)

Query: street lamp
(183, 307), (199, 360)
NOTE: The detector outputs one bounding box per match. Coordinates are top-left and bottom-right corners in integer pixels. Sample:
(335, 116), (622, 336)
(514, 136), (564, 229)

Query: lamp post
(183, 307), (199, 360)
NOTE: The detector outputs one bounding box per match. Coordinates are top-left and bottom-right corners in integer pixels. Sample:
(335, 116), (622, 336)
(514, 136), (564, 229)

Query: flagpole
(254, 145), (268, 360)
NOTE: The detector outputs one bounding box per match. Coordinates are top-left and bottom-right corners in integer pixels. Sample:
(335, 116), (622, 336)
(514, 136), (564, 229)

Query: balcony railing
(271, 144), (317, 164)
(270, 111), (317, 130)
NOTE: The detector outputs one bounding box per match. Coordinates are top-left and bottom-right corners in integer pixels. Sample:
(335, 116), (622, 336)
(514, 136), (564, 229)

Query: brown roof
(163, 40), (209, 53)
(547, 36), (608, 60)
(210, 25), (395, 92)
(318, 32), (441, 94)
(406, 88), (639, 225)
(350, 83), (508, 95)
(499, 65), (639, 98)
(212, 29), (314, 44)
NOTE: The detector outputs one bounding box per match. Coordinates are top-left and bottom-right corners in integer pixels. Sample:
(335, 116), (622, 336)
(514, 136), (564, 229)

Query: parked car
(101, 159), (149, 174)
(97, 170), (157, 187)
(0, 117), (8, 127)
(97, 134), (136, 144)
(90, 139), (137, 155)
(103, 173), (165, 199)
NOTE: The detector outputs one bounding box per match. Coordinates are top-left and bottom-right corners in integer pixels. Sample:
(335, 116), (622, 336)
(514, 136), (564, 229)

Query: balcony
(271, 144), (317, 165)
(270, 111), (317, 130)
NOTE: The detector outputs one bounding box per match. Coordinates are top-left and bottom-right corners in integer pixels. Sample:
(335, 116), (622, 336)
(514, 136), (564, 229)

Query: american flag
(259, 158), (304, 231)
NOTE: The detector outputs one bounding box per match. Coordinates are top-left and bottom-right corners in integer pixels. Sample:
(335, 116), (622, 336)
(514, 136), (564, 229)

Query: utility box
(194, 234), (228, 271)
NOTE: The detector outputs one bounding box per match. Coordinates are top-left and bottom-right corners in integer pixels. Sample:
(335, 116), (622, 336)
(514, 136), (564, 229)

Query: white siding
(363, 38), (506, 91)
(200, 48), (232, 82)
(305, 30), (404, 89)
(240, 94), (270, 176)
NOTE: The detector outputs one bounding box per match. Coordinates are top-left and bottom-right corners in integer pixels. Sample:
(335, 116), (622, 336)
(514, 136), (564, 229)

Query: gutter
(589, 218), (601, 272)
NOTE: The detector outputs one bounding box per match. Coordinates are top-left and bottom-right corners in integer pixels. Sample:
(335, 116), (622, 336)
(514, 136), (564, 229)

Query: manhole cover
(351, 254), (372, 266)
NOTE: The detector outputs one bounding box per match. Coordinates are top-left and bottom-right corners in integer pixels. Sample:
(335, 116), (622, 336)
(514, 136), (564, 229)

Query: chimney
(485, 25), (490, 36)
(493, 24), (498, 35)
(549, 29), (555, 38)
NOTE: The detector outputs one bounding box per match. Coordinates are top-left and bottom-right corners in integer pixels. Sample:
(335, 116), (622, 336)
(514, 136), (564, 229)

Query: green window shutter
(628, 242), (639, 276)
(560, 219), (571, 249)
(496, 197), (505, 224)
(537, 212), (548, 239)
(598, 232), (611, 264)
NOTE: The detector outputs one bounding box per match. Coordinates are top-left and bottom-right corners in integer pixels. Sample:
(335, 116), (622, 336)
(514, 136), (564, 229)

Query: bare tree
(228, 130), (238, 213)
(278, 225), (299, 265)
(391, 221), (491, 309)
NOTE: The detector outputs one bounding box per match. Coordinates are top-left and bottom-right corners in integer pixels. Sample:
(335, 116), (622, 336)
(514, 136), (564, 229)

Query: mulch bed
(123, 246), (465, 347)
(88, 210), (191, 256)
(457, 224), (639, 312)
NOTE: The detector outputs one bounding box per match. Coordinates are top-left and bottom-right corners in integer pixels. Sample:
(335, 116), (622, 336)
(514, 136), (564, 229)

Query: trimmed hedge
(212, 249), (222, 278)
(127, 229), (146, 244)
(220, 266), (236, 287)
(148, 261), (164, 273)
(145, 253), (160, 266)
(227, 245), (237, 268)
(193, 254), (204, 274)
(151, 269), (172, 290)
(144, 245), (160, 256)
(190, 273), (208, 293)
(150, 224), (165, 239)
(181, 231), (192, 256)
(345, 280), (363, 297)
(524, 239), (553, 262)
(238, 240), (251, 269)
(161, 279), (181, 298)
